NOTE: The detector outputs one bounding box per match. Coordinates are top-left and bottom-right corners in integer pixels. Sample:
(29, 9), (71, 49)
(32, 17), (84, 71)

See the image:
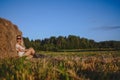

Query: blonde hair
(16, 35), (25, 48)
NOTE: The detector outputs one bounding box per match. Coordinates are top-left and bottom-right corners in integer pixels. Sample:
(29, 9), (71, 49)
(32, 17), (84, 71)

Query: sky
(0, 0), (120, 42)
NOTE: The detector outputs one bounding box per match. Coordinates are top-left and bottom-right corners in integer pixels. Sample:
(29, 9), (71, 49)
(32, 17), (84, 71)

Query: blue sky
(0, 0), (120, 42)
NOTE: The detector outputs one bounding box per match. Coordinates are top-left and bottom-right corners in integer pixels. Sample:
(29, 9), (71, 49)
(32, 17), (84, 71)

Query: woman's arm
(17, 47), (25, 52)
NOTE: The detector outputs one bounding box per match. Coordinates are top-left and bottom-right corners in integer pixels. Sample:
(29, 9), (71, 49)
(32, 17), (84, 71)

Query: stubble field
(0, 51), (120, 80)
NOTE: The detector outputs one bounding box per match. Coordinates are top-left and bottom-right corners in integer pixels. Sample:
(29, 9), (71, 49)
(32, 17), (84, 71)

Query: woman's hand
(25, 49), (28, 52)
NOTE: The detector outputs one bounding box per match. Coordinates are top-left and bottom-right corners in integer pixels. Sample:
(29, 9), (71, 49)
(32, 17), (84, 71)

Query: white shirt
(16, 43), (25, 57)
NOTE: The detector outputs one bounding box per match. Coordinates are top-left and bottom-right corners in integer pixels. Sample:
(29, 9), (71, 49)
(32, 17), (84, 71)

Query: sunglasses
(17, 38), (21, 40)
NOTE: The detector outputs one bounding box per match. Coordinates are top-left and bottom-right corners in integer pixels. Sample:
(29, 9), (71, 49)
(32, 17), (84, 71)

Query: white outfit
(16, 43), (25, 57)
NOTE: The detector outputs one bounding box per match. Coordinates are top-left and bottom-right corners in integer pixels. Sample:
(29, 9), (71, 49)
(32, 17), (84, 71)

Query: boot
(33, 54), (39, 58)
(33, 54), (46, 58)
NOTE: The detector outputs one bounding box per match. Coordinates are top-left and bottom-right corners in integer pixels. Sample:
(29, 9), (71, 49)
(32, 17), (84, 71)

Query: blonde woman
(16, 35), (35, 57)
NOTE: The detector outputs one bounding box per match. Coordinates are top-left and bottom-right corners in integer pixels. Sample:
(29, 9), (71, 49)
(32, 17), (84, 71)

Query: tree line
(23, 35), (120, 51)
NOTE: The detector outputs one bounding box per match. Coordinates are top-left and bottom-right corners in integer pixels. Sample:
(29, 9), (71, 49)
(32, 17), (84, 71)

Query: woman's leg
(24, 48), (35, 56)
(29, 48), (35, 55)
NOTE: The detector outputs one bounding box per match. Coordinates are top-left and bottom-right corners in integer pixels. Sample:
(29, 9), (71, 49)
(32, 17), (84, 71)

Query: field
(0, 51), (120, 80)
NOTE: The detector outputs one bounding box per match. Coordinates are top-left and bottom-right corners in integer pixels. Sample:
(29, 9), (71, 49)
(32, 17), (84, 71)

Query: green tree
(23, 37), (31, 48)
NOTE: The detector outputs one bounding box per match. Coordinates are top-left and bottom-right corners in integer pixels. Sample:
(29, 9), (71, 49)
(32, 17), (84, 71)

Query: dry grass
(0, 51), (120, 80)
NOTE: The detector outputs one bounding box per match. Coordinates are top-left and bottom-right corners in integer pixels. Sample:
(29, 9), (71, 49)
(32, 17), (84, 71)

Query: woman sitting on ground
(16, 35), (35, 58)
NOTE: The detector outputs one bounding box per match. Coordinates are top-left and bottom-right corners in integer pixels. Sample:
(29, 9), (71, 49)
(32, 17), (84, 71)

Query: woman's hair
(16, 35), (25, 47)
(16, 35), (22, 40)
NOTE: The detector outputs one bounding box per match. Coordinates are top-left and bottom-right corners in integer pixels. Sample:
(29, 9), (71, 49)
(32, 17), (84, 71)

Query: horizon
(0, 0), (120, 42)
(23, 34), (120, 43)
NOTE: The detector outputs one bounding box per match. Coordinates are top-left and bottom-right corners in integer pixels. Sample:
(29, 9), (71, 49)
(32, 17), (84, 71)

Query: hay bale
(0, 18), (22, 58)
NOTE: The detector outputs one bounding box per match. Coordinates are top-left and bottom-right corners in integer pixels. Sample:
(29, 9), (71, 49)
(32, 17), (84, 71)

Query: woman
(16, 35), (35, 57)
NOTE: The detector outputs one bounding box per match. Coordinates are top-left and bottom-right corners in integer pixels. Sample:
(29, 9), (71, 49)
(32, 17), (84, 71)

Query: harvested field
(0, 51), (120, 80)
